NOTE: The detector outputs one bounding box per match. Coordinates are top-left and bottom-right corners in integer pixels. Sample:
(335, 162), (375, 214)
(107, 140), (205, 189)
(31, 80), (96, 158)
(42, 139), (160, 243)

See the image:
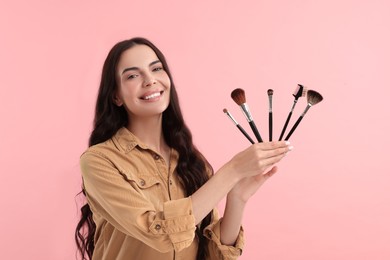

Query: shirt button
(139, 179), (146, 186)
(169, 180), (173, 185)
(153, 154), (160, 160)
(155, 224), (161, 230)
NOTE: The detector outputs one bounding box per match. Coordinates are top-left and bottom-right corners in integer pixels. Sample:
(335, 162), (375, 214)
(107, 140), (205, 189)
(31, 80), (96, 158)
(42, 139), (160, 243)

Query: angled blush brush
(267, 89), (274, 141)
(284, 90), (323, 141)
(231, 88), (263, 143)
(223, 108), (255, 144)
(278, 84), (307, 141)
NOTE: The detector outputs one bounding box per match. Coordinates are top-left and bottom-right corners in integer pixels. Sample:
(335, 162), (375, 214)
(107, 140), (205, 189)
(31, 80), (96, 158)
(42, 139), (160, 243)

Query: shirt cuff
(204, 217), (244, 259)
(149, 197), (196, 252)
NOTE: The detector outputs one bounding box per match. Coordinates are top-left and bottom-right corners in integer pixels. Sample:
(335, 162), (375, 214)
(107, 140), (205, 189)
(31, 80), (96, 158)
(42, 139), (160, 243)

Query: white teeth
(143, 92), (161, 100)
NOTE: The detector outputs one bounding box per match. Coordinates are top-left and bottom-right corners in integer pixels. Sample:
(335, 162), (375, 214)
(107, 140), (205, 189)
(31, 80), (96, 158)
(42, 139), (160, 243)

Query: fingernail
(288, 146), (294, 151)
(285, 141), (290, 145)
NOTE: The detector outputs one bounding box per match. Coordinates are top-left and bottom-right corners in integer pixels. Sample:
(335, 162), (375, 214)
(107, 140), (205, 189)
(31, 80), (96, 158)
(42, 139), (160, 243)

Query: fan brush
(284, 90), (323, 140)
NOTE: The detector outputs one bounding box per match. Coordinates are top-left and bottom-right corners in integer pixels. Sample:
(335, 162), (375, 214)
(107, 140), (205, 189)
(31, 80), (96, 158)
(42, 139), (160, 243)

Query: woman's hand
(228, 166), (278, 204)
(226, 141), (292, 203)
(225, 141), (291, 179)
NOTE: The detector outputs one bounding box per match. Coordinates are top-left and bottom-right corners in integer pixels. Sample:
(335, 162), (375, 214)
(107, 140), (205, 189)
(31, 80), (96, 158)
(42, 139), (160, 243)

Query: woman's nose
(143, 74), (157, 87)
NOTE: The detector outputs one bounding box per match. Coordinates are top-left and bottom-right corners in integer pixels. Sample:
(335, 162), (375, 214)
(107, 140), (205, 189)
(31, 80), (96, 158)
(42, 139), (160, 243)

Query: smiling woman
(75, 37), (291, 260)
(115, 45), (171, 120)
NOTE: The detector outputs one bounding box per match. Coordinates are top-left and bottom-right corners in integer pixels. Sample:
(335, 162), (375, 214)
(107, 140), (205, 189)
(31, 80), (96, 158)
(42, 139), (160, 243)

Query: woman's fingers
(256, 153), (286, 170)
(253, 142), (292, 161)
(257, 165), (278, 181)
(259, 146), (291, 159)
(229, 141), (293, 179)
(255, 141), (292, 151)
(249, 142), (292, 173)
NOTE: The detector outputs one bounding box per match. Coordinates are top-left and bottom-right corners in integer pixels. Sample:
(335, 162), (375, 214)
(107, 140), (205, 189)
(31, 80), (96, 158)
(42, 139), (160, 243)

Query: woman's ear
(113, 94), (123, 106)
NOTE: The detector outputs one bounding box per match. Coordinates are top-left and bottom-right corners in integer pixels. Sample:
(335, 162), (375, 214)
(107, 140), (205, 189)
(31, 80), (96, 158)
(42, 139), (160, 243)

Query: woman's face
(115, 44), (171, 120)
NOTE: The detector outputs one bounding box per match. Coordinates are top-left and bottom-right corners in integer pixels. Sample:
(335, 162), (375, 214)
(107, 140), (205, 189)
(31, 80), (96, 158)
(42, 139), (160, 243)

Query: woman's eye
(127, 74), (138, 79)
(153, 67), (163, 72)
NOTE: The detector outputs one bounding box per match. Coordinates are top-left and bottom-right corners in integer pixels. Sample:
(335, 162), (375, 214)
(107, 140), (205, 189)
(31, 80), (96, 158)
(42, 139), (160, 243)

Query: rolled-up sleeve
(150, 198), (196, 251)
(80, 150), (196, 253)
(203, 209), (244, 260)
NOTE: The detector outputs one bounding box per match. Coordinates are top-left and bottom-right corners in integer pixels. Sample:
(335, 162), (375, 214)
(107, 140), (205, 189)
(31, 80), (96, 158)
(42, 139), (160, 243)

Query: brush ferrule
(290, 99), (298, 112)
(225, 111), (238, 125)
(268, 96), (273, 112)
(301, 104), (312, 117)
(240, 103), (253, 122)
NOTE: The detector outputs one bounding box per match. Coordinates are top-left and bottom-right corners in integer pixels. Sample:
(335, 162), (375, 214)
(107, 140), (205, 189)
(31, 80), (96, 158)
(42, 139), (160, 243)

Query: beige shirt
(80, 127), (244, 260)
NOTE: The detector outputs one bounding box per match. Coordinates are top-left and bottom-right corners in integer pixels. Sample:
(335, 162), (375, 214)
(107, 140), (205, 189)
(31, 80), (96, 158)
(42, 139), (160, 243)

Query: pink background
(1, 0), (389, 259)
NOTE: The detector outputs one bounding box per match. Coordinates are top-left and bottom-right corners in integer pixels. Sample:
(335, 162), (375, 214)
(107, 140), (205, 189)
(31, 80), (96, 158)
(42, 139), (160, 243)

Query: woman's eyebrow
(121, 67), (138, 75)
(121, 60), (161, 75)
(149, 60), (161, 66)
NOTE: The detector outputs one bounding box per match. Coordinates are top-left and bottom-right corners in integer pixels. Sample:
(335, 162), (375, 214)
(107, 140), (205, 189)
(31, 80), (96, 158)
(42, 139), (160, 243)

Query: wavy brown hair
(75, 37), (213, 260)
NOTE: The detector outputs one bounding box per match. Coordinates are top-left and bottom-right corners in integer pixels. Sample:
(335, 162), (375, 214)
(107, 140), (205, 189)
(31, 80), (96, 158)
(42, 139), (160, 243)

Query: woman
(75, 37), (292, 260)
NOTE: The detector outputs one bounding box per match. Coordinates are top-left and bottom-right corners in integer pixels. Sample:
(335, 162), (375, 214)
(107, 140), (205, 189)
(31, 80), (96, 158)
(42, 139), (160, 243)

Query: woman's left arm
(220, 166), (279, 245)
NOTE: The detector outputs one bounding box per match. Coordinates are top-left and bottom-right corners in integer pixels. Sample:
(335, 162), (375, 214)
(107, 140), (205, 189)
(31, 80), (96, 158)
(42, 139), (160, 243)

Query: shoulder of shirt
(80, 127), (143, 158)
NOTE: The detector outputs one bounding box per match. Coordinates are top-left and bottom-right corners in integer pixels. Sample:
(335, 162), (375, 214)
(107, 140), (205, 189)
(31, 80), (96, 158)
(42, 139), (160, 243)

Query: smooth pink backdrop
(1, 0), (389, 259)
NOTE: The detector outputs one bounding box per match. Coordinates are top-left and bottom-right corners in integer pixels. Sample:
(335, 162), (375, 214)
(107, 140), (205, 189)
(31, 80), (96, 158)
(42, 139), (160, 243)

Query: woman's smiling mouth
(140, 91), (164, 100)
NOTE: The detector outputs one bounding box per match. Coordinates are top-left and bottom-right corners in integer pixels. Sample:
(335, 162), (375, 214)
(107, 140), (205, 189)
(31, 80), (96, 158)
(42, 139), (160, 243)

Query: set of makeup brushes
(223, 84), (323, 144)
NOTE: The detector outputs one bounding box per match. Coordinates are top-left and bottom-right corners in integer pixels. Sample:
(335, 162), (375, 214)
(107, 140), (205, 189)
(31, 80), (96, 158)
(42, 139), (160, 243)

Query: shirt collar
(113, 127), (147, 153)
(113, 127), (179, 160)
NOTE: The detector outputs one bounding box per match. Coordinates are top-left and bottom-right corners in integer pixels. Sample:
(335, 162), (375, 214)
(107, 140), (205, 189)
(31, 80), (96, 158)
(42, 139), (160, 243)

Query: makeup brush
(231, 88), (263, 142)
(278, 84), (307, 141)
(267, 89), (274, 141)
(223, 108), (255, 144)
(284, 90), (323, 141)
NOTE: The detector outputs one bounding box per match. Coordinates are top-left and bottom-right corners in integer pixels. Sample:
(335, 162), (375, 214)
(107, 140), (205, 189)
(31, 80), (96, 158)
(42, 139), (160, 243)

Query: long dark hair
(75, 37), (213, 260)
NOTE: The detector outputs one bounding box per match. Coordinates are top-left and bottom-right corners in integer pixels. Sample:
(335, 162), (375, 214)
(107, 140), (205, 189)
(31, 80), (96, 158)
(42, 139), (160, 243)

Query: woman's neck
(126, 115), (168, 154)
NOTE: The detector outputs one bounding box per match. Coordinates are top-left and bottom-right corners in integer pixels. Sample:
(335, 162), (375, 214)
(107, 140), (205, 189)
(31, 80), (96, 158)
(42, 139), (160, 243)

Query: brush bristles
(307, 90), (323, 105)
(223, 108), (228, 113)
(231, 88), (246, 105)
(267, 89), (274, 96)
(293, 84), (308, 98)
(301, 85), (308, 97)
(302, 88), (308, 97)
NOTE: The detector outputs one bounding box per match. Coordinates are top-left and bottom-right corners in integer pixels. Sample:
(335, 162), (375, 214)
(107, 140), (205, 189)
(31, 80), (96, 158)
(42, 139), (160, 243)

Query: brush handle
(285, 116), (303, 141)
(279, 111), (292, 141)
(249, 121), (263, 143)
(269, 112), (273, 141)
(236, 125), (255, 144)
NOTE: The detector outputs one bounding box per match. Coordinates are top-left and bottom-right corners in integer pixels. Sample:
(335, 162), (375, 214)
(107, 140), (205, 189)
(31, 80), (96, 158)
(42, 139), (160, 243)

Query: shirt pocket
(122, 172), (166, 206)
(133, 174), (160, 189)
